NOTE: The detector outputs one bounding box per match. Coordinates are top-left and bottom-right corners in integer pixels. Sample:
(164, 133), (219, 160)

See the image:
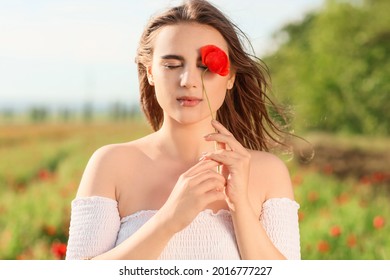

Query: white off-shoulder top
(65, 196), (301, 260)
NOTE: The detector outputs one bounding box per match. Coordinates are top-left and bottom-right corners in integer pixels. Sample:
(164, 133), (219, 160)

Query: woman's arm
(235, 151), (298, 259)
(68, 145), (226, 260)
(204, 120), (300, 259)
(67, 145), (174, 259)
(231, 204), (287, 259)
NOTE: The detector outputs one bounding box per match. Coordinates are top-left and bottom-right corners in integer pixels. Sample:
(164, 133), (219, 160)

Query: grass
(0, 119), (388, 259)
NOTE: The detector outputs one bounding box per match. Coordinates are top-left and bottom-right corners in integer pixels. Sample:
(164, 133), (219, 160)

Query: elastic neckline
(120, 208), (231, 223)
(73, 195), (300, 223)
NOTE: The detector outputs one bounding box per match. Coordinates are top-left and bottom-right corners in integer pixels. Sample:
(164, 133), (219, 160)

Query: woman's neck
(155, 117), (217, 164)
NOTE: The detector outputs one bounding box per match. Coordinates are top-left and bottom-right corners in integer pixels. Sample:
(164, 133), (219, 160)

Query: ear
(227, 72), (236, 90)
(147, 65), (154, 86)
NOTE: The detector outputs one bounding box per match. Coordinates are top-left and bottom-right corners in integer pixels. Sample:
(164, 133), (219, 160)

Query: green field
(0, 119), (388, 259)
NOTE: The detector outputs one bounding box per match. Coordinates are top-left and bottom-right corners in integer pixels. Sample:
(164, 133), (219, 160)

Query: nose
(180, 66), (200, 89)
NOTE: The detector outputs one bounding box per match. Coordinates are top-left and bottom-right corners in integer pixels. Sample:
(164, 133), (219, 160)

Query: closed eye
(163, 64), (182, 69)
(161, 54), (184, 70)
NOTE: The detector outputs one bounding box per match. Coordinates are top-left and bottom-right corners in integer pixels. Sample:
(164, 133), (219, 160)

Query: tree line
(0, 102), (141, 123)
(264, 0), (389, 135)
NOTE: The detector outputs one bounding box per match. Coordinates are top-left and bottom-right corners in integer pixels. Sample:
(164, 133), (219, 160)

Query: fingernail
(199, 155), (206, 161)
(203, 134), (211, 139)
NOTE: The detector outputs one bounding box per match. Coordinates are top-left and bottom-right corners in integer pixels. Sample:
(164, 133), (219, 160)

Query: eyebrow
(160, 54), (203, 65)
(160, 54), (185, 61)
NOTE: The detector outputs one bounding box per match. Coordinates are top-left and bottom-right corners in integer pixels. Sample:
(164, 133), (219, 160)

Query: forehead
(152, 23), (228, 57)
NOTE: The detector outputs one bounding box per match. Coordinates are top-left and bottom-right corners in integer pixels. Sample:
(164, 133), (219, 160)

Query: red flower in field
(371, 172), (386, 184)
(292, 174), (303, 187)
(307, 191), (319, 202)
(298, 211), (305, 222)
(51, 242), (67, 259)
(317, 240), (330, 253)
(329, 225), (342, 237)
(359, 175), (371, 185)
(322, 164), (333, 175)
(346, 234), (357, 248)
(43, 225), (57, 236)
(38, 169), (51, 181)
(200, 45), (229, 76)
(336, 193), (349, 205)
(373, 216), (385, 229)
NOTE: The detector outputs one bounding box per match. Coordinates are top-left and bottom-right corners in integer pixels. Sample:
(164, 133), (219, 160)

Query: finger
(205, 130), (249, 155)
(202, 189), (226, 205)
(194, 171), (226, 193)
(185, 159), (221, 177)
(197, 178), (226, 194)
(211, 119), (233, 136)
(204, 150), (240, 167)
(204, 133), (244, 153)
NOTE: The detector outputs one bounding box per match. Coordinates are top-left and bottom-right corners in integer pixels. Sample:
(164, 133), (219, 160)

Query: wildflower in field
(292, 174), (303, 187)
(43, 224), (56, 236)
(335, 192), (349, 205)
(371, 172), (386, 184)
(298, 211), (305, 222)
(346, 234), (357, 248)
(51, 242), (67, 259)
(373, 215), (385, 229)
(317, 240), (330, 253)
(359, 175), (371, 185)
(38, 169), (51, 181)
(329, 225), (342, 237)
(322, 164), (333, 175)
(307, 191), (319, 202)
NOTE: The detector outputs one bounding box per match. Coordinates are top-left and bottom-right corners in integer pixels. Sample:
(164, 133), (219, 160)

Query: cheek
(152, 72), (173, 94)
(209, 82), (228, 106)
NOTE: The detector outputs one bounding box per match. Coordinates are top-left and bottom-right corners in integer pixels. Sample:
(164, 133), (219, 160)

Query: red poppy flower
(38, 169), (51, 181)
(336, 193), (349, 205)
(317, 240), (330, 253)
(199, 44), (230, 123)
(298, 211), (305, 222)
(43, 225), (57, 236)
(322, 164), (333, 175)
(329, 225), (342, 237)
(346, 234), (357, 248)
(51, 242), (67, 259)
(200, 45), (229, 76)
(307, 191), (318, 202)
(373, 216), (385, 229)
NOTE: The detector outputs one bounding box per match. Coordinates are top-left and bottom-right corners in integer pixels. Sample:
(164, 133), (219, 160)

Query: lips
(176, 96), (203, 107)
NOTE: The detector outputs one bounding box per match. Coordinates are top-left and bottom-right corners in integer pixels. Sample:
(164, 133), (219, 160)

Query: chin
(170, 113), (212, 126)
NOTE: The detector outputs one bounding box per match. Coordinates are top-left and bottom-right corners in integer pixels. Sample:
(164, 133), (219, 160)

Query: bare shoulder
(248, 150), (295, 202)
(76, 138), (149, 200)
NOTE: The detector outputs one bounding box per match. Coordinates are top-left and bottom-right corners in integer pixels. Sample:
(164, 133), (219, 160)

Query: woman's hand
(203, 120), (251, 211)
(159, 159), (226, 234)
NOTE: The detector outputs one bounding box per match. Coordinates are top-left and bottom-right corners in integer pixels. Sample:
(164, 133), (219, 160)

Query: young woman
(66, 0), (301, 260)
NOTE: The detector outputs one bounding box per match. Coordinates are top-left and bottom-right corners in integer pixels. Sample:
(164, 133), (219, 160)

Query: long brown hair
(136, 0), (290, 151)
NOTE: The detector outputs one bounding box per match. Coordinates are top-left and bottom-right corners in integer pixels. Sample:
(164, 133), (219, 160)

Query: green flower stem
(201, 69), (215, 121)
(201, 69), (221, 174)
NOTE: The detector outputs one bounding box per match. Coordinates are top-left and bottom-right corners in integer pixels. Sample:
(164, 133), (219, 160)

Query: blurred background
(0, 0), (388, 259)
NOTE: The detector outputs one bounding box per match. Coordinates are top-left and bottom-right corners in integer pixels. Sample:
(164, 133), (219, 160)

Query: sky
(0, 0), (324, 111)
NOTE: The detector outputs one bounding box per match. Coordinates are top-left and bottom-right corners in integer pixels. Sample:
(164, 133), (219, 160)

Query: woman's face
(148, 22), (235, 125)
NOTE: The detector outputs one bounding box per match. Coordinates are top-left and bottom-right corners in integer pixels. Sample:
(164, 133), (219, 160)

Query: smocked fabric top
(65, 196), (301, 260)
